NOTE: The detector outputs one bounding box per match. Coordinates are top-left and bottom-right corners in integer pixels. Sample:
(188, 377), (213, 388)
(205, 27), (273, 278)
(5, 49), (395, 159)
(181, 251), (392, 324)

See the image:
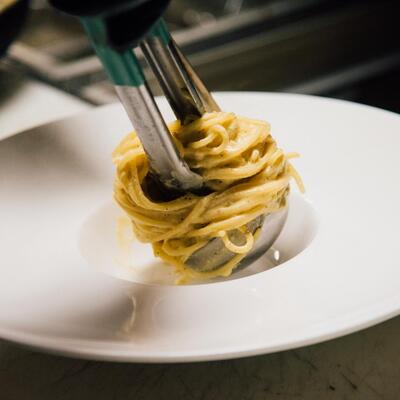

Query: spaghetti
(113, 112), (302, 283)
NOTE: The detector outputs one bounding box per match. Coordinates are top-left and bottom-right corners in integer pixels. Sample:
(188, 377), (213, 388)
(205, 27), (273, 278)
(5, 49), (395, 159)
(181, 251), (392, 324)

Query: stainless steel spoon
(186, 207), (288, 272)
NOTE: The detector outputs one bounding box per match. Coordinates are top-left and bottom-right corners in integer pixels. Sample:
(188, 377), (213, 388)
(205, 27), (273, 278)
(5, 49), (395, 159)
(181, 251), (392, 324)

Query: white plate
(1, 92), (400, 363)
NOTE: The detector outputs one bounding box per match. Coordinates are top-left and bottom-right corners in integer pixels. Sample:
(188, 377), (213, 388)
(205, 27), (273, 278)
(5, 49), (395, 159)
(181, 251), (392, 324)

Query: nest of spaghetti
(113, 112), (302, 283)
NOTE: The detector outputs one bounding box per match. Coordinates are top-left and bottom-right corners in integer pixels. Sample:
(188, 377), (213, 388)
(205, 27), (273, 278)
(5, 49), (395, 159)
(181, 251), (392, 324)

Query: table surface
(1, 314), (399, 400)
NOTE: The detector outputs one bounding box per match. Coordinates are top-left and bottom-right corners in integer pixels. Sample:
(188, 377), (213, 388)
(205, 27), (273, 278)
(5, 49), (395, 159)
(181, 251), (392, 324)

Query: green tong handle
(81, 16), (170, 87)
(81, 17), (204, 191)
(81, 17), (144, 87)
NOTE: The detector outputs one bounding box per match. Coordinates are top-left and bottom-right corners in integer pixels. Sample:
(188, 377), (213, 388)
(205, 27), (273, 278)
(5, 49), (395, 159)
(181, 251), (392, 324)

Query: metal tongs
(82, 17), (218, 192)
(82, 14), (287, 273)
(50, 0), (287, 273)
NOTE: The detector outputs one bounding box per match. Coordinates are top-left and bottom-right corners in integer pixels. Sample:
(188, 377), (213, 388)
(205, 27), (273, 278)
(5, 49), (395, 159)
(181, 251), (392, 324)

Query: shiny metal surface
(186, 207), (288, 272)
(169, 38), (220, 113)
(140, 36), (220, 122)
(234, 206), (288, 272)
(141, 36), (204, 121)
(115, 84), (203, 191)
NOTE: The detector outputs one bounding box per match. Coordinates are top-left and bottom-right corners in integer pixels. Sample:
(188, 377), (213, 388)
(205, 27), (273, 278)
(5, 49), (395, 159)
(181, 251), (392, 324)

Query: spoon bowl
(185, 207), (288, 273)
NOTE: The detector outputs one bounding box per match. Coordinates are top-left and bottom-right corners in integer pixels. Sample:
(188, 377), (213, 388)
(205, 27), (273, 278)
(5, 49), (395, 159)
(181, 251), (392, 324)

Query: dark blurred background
(1, 0), (400, 112)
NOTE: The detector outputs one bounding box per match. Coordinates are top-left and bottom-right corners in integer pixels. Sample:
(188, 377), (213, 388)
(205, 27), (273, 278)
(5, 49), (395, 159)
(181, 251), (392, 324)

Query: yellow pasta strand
(113, 111), (303, 283)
